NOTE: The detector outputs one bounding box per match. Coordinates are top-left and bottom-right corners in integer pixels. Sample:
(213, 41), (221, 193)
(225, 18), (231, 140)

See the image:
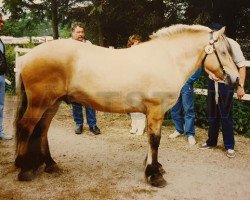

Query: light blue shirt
(0, 40), (4, 53)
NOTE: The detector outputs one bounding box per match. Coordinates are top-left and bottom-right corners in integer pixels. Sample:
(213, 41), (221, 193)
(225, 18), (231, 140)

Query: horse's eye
(222, 51), (226, 56)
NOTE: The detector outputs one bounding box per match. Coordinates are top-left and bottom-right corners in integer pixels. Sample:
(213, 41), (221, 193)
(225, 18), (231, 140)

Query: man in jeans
(200, 23), (246, 158)
(0, 13), (12, 140)
(71, 22), (101, 135)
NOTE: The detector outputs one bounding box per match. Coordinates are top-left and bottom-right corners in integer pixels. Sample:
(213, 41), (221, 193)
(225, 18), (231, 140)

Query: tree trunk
(51, 0), (59, 39)
(97, 18), (104, 46)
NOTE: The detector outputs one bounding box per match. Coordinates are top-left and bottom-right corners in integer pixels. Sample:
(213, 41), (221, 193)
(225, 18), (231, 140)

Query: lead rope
(215, 81), (219, 104)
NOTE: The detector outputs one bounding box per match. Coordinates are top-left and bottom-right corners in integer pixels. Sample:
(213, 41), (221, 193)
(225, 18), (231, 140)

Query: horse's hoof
(44, 163), (61, 174)
(18, 170), (35, 181)
(149, 174), (167, 188)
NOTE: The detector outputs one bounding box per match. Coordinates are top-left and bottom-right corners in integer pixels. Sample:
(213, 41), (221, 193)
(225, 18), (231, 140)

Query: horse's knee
(149, 134), (161, 150)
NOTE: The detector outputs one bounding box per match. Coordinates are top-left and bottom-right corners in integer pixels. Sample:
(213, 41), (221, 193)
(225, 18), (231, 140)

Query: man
(0, 13), (12, 140)
(200, 23), (246, 158)
(71, 22), (101, 135)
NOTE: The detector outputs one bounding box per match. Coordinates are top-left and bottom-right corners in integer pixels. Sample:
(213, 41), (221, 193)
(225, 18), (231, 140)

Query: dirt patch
(0, 96), (250, 200)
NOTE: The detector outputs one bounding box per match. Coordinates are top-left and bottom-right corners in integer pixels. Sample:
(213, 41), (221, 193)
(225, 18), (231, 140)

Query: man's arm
(237, 66), (246, 100)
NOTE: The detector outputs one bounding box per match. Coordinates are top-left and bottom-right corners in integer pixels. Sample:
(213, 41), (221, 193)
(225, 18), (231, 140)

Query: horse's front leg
(145, 109), (167, 188)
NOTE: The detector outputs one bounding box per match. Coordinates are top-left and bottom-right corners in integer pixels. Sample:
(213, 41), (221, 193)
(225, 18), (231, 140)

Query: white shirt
(227, 37), (247, 68)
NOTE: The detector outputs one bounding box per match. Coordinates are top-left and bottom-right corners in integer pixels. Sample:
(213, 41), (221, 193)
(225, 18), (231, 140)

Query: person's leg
(170, 95), (184, 135)
(85, 106), (96, 128)
(0, 75), (12, 140)
(130, 112), (139, 134)
(86, 106), (100, 135)
(182, 84), (196, 145)
(206, 79), (220, 147)
(72, 103), (83, 134)
(72, 103), (84, 125)
(136, 113), (146, 135)
(0, 75), (5, 134)
(182, 84), (195, 137)
(218, 83), (235, 150)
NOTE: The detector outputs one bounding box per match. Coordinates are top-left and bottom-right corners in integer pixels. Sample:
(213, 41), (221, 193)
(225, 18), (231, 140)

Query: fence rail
(14, 47), (250, 101)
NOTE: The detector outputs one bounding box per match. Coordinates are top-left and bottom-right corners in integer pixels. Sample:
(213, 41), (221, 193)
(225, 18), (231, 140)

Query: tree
(184, 0), (250, 39)
(2, 0), (86, 39)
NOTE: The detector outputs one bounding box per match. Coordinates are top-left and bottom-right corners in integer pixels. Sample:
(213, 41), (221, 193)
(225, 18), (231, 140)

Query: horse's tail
(14, 74), (27, 151)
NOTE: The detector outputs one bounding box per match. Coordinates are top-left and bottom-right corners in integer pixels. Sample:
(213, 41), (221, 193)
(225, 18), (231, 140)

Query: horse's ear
(213, 27), (226, 40)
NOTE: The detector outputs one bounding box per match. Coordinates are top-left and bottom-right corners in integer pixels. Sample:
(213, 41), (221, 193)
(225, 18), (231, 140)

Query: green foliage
(2, 17), (52, 37)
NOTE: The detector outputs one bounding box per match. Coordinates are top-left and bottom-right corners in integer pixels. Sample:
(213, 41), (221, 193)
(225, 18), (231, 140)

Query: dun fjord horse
(15, 24), (239, 187)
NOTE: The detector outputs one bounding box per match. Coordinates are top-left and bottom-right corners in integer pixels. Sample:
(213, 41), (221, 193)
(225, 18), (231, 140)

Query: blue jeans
(0, 75), (5, 133)
(72, 103), (96, 128)
(171, 83), (195, 136)
(206, 79), (234, 150)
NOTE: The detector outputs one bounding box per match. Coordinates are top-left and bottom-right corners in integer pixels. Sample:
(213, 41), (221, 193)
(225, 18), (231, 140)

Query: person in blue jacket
(169, 68), (202, 145)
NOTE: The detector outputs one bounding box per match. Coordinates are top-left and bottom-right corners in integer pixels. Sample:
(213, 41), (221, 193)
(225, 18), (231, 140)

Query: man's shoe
(0, 133), (13, 140)
(199, 143), (213, 149)
(226, 149), (236, 158)
(89, 126), (101, 135)
(75, 125), (83, 134)
(169, 130), (181, 139)
(188, 136), (196, 145)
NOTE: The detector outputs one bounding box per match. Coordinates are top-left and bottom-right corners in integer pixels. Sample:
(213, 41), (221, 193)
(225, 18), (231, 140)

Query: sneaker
(89, 126), (101, 135)
(226, 149), (236, 158)
(188, 136), (196, 145)
(169, 130), (181, 139)
(0, 133), (13, 140)
(199, 143), (213, 149)
(75, 125), (83, 134)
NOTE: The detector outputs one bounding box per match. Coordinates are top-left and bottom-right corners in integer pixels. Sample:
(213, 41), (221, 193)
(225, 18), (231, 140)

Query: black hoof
(18, 170), (35, 181)
(44, 163), (61, 174)
(149, 174), (167, 188)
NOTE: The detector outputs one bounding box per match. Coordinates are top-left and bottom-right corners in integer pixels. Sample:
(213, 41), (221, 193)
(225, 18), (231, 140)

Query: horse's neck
(164, 34), (206, 83)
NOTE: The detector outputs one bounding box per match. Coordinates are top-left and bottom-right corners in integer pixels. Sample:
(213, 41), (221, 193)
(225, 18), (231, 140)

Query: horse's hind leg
(145, 106), (167, 188)
(16, 101), (61, 181)
(15, 105), (49, 181)
(39, 101), (62, 174)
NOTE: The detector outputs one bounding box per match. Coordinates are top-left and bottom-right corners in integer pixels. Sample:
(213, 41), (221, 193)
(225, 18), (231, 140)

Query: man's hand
(237, 86), (245, 100)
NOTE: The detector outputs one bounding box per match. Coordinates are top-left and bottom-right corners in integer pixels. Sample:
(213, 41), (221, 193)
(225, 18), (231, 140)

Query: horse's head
(202, 27), (239, 85)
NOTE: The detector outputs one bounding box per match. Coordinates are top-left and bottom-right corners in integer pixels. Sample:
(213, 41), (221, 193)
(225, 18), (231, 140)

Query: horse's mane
(150, 24), (211, 39)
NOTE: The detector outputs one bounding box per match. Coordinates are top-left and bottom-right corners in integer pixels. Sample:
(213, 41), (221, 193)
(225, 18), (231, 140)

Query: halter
(202, 31), (227, 80)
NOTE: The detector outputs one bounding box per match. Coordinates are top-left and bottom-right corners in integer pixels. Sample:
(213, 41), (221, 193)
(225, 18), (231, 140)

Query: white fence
(14, 47), (250, 101)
